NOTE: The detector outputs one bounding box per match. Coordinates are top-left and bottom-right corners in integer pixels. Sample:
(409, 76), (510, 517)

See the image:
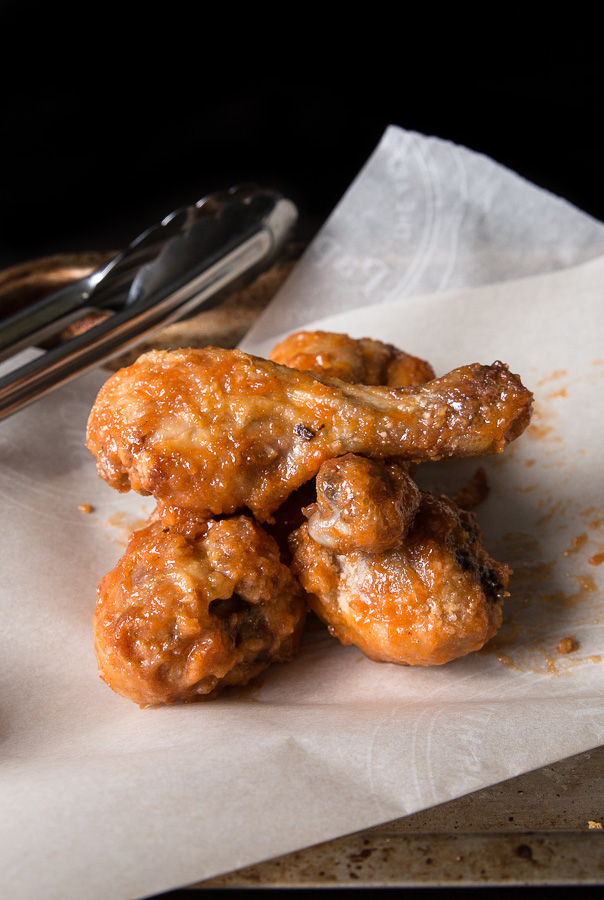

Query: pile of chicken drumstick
(86, 330), (533, 705)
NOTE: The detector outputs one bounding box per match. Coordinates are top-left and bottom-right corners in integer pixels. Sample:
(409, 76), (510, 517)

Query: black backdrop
(1, 7), (602, 270)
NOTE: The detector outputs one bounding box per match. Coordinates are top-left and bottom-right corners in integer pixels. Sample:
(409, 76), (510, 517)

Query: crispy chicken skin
(305, 453), (420, 554)
(86, 347), (532, 521)
(94, 516), (306, 705)
(290, 490), (507, 667)
(269, 330), (435, 387)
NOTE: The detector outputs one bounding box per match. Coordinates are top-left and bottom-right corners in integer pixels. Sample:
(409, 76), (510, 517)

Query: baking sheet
(2, 126), (604, 900)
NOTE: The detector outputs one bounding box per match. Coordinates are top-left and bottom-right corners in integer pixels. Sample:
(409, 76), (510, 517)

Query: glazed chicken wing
(86, 347), (532, 522)
(269, 330), (435, 387)
(290, 473), (507, 667)
(94, 515), (306, 705)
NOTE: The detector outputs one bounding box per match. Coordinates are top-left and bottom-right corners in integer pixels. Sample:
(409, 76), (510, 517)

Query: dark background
(1, 7), (603, 271)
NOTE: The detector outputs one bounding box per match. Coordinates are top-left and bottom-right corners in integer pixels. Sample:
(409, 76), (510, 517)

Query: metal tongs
(0, 185), (297, 421)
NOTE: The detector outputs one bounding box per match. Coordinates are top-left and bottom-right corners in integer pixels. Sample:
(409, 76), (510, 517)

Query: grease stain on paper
(101, 510), (149, 547)
(488, 517), (604, 676)
(479, 366), (603, 676)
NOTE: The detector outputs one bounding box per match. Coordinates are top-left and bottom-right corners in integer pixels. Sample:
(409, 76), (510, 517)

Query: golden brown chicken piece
(269, 330), (435, 387)
(304, 453), (420, 554)
(86, 347), (533, 522)
(94, 515), (306, 705)
(290, 488), (507, 667)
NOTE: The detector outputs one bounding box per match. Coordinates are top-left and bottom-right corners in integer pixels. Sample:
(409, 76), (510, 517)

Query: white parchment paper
(2, 126), (604, 900)
(245, 126), (604, 348)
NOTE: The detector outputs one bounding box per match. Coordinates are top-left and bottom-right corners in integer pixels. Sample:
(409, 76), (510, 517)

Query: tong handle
(0, 264), (111, 363)
(0, 189), (297, 421)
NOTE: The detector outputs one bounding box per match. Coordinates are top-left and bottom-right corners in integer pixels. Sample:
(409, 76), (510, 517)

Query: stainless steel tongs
(0, 185), (297, 421)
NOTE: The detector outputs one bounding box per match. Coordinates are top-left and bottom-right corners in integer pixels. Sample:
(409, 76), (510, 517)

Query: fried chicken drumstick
(94, 515), (306, 705)
(87, 347), (532, 522)
(290, 456), (508, 667)
(269, 329), (436, 387)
